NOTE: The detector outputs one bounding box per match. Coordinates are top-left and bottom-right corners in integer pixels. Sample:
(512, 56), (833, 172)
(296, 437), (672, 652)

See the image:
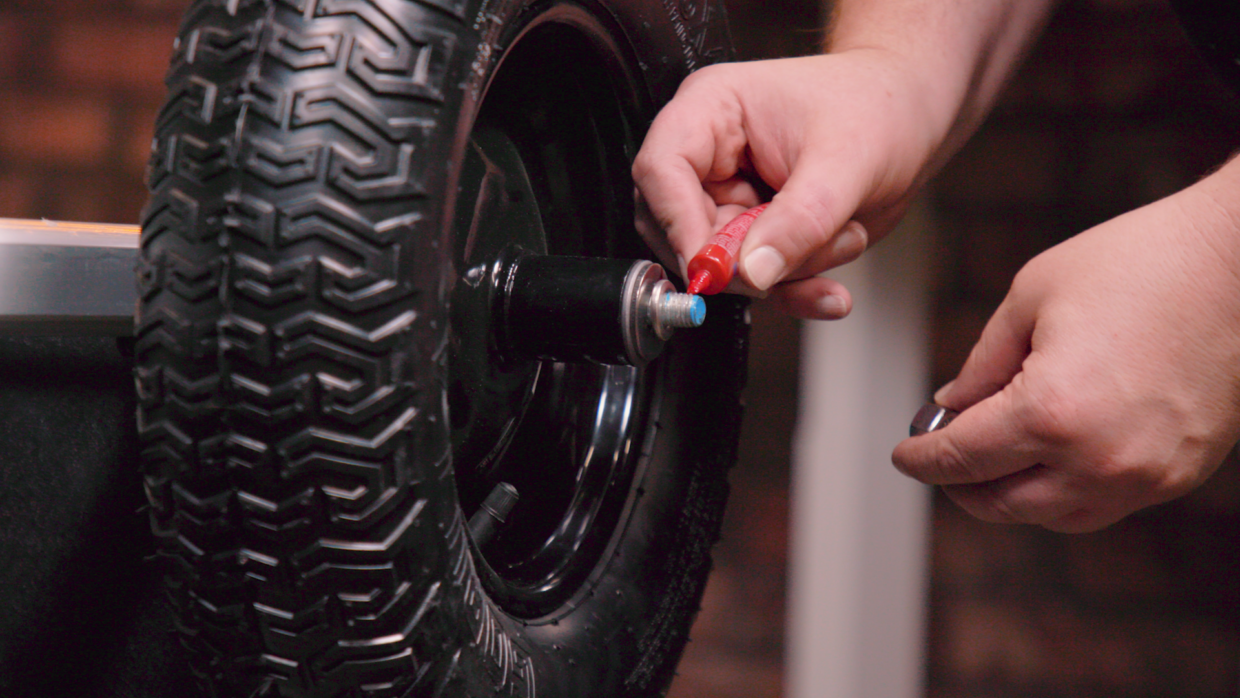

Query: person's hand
(893, 164), (1240, 532)
(632, 51), (952, 319)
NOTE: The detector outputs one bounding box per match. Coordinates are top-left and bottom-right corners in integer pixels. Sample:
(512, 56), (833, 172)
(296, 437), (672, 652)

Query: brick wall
(0, 0), (182, 224)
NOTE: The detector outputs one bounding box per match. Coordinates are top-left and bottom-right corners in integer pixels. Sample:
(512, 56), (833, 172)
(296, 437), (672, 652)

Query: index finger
(632, 152), (715, 250)
(632, 98), (749, 258)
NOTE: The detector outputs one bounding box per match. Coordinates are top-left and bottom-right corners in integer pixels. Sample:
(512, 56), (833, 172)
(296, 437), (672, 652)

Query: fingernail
(816, 294), (848, 318)
(676, 253), (687, 281)
(829, 222), (868, 263)
(933, 380), (955, 404)
(742, 246), (786, 291)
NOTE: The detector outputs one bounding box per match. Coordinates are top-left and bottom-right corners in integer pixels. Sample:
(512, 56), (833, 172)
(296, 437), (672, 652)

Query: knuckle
(774, 193), (840, 257)
(1014, 379), (1084, 447)
(944, 484), (1022, 525)
(1009, 259), (1037, 291)
(631, 149), (658, 182)
(976, 493), (1023, 525)
(899, 433), (983, 485)
(1011, 251), (1051, 290)
(1045, 508), (1109, 533)
(1149, 461), (1203, 501)
(1089, 446), (1191, 509)
(681, 62), (731, 89)
(939, 438), (988, 484)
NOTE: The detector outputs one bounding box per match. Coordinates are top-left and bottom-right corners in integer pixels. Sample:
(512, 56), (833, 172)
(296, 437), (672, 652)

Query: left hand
(892, 160), (1240, 532)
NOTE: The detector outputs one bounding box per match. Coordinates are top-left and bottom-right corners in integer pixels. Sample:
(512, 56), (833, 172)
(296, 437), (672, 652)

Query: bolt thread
(659, 292), (707, 328)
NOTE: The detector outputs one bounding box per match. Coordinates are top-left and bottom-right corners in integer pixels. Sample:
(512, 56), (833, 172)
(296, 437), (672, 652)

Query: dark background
(0, 0), (1235, 696)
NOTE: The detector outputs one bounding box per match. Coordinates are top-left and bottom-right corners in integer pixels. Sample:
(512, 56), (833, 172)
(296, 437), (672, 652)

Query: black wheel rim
(447, 3), (656, 618)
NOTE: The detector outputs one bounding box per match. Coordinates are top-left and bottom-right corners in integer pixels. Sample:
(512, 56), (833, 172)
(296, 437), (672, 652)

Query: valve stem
(467, 482), (520, 547)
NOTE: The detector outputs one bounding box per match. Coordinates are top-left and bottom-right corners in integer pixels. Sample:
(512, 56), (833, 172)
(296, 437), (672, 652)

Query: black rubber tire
(136, 1), (746, 697)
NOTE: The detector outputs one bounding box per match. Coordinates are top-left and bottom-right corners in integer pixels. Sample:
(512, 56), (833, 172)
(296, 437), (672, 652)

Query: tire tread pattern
(138, 1), (483, 695)
(140, 1), (738, 696)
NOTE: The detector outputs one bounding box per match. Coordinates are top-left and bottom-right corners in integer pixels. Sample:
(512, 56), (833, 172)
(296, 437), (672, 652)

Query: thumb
(938, 294), (1036, 411)
(894, 294), (1045, 488)
(736, 158), (862, 291)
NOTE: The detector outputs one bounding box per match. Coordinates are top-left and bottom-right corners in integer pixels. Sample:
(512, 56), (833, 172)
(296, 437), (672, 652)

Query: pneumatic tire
(136, 1), (746, 696)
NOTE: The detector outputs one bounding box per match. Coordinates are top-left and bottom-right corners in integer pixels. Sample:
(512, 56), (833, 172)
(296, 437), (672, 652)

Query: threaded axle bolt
(645, 278), (707, 342)
(658, 291), (706, 329)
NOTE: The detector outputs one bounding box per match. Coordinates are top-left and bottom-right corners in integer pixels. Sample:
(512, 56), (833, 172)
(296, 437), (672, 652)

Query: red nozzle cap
(687, 270), (712, 295)
(684, 204), (769, 296)
(685, 243), (732, 295)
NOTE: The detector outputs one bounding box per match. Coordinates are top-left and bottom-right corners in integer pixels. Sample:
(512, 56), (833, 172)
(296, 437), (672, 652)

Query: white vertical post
(784, 203), (935, 698)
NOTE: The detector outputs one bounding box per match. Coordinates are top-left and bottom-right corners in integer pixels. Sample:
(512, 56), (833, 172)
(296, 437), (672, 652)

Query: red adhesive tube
(686, 204), (769, 295)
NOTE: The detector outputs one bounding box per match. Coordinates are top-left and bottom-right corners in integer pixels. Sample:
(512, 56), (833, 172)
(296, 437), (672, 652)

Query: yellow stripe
(0, 218), (141, 236)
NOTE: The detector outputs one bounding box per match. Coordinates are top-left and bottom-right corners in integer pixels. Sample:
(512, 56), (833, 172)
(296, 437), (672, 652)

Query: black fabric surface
(0, 336), (188, 697)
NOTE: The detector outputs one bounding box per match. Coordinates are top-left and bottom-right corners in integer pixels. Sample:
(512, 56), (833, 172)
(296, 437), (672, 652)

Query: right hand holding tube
(631, 50), (950, 319)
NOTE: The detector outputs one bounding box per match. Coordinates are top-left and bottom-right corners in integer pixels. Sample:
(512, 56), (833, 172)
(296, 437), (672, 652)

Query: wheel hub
(446, 10), (661, 618)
